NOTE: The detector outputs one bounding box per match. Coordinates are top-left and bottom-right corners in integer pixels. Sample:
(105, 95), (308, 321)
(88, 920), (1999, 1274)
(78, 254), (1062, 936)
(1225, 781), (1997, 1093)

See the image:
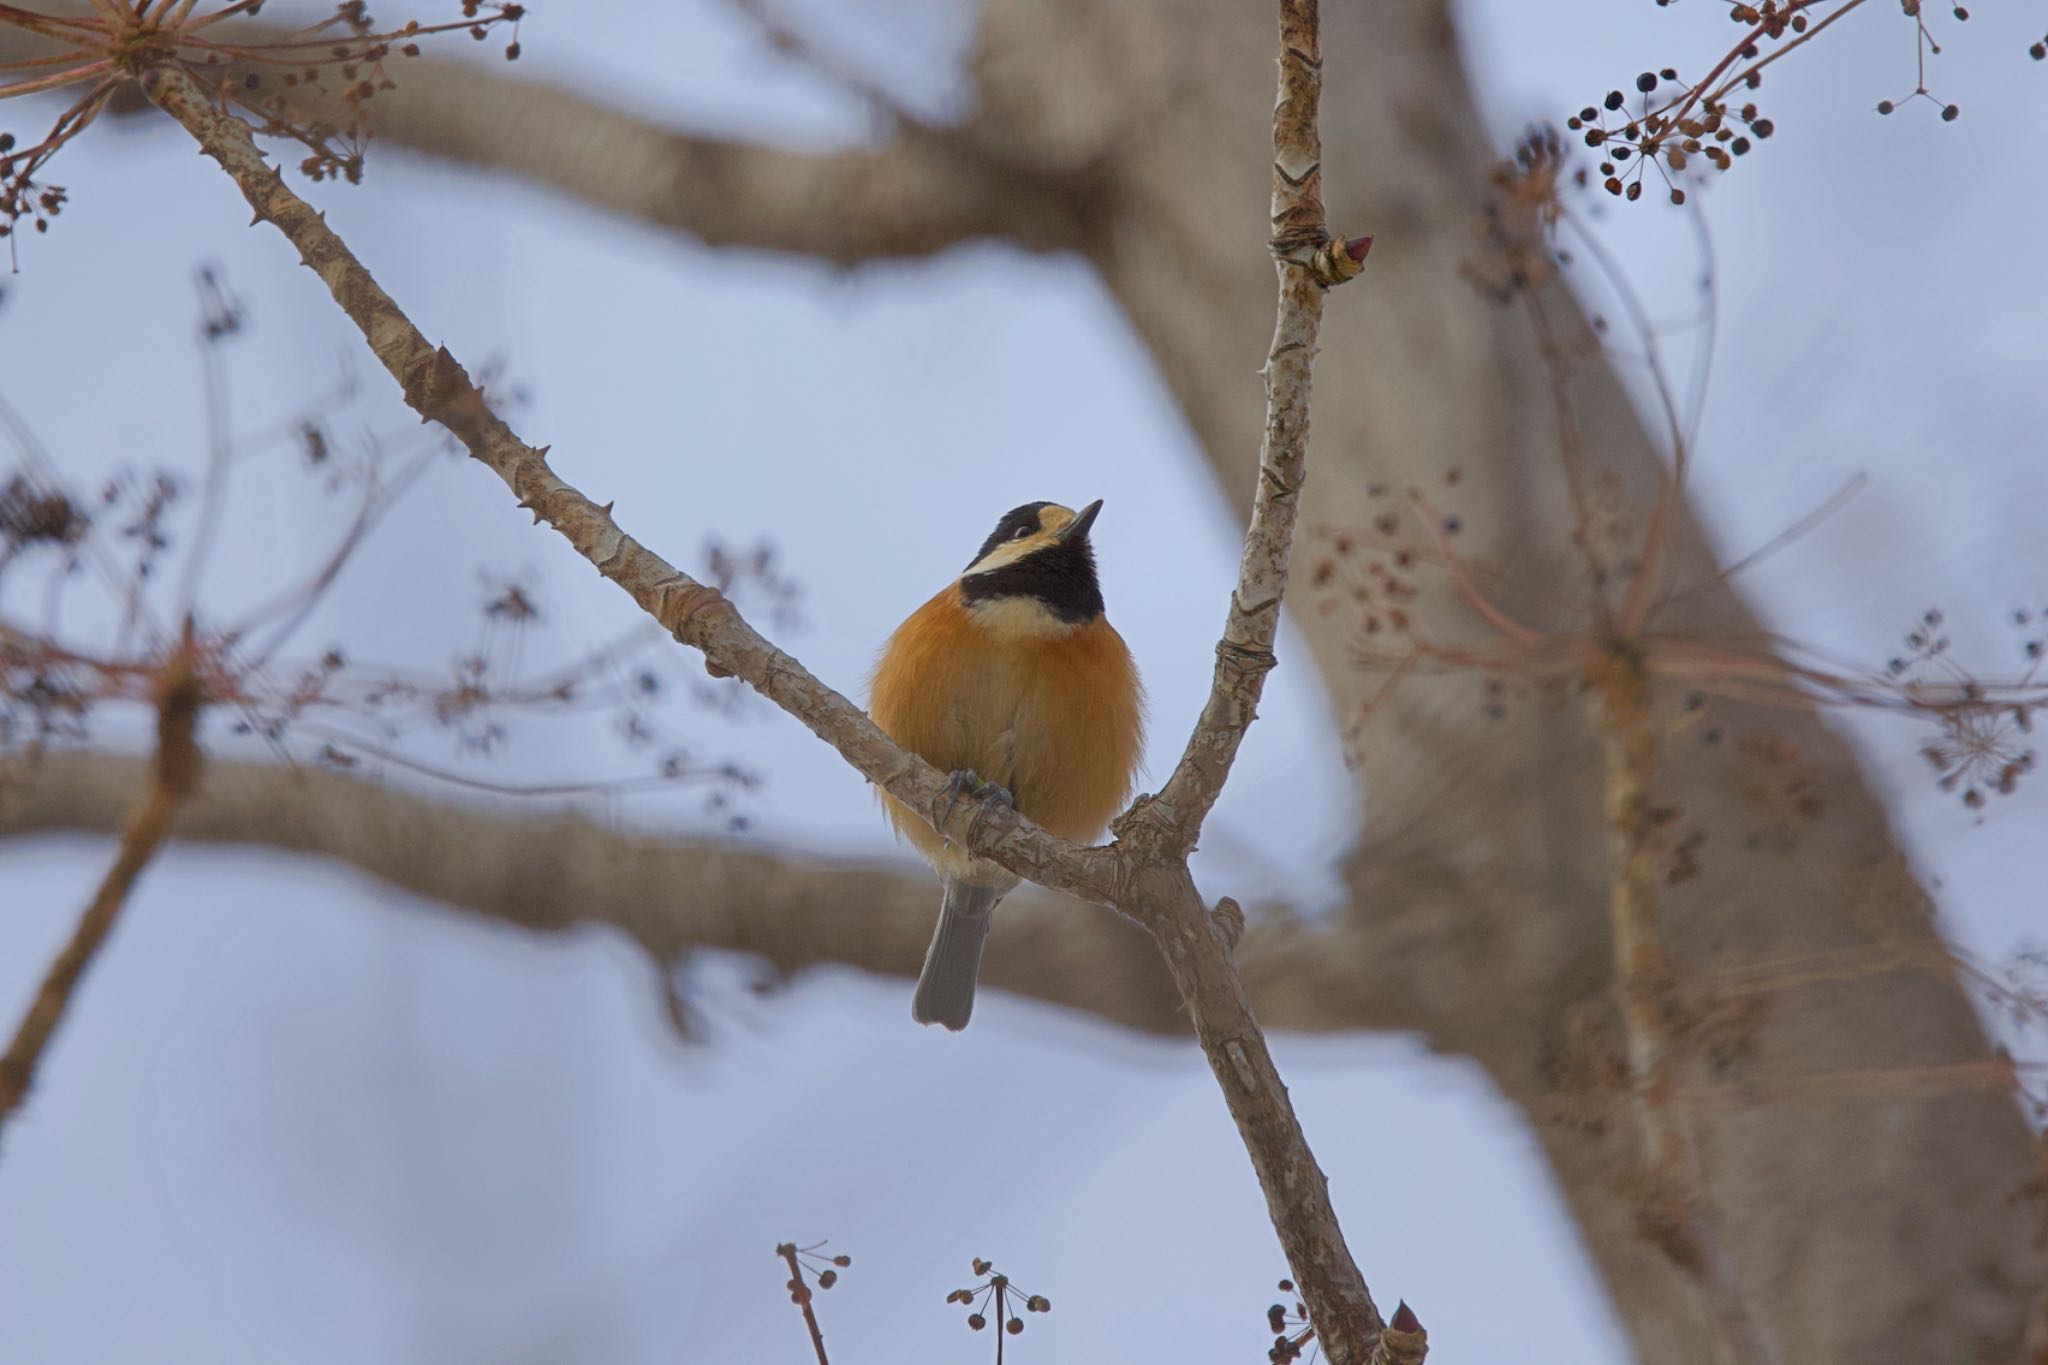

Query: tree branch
(0, 750), (1433, 1039)
(136, 61), (1113, 912)
(0, 9), (1094, 266)
(1139, 0), (1366, 855)
(280, 65), (1098, 266)
(1079, 3), (1396, 1359)
(0, 648), (200, 1138)
(133, 4), (1406, 1351)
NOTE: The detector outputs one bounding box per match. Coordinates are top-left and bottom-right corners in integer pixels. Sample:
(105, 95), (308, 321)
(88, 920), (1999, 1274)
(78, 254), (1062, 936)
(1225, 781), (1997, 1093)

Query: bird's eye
(1011, 523), (1034, 541)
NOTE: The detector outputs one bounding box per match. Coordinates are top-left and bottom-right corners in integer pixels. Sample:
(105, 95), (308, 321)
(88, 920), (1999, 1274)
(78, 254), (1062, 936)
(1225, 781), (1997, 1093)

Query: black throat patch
(960, 539), (1105, 623)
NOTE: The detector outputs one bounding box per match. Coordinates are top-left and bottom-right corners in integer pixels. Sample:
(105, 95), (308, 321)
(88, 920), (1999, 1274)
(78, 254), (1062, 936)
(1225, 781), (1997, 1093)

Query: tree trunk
(963, 2), (2040, 1359)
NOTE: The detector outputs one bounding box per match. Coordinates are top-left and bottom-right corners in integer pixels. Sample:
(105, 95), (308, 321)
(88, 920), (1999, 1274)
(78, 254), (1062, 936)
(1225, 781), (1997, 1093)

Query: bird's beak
(1059, 499), (1103, 544)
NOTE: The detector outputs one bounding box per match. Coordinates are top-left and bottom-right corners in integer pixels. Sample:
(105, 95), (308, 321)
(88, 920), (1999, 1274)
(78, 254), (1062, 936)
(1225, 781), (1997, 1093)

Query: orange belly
(868, 585), (1144, 878)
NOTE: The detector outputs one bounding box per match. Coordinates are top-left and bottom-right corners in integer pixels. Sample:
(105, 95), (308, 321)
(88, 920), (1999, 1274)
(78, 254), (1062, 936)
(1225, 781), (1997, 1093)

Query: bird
(869, 499), (1145, 1030)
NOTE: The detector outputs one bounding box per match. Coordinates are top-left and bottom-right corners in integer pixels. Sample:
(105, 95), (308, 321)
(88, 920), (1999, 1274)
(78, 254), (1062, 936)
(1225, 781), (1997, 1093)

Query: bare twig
(1143, 0), (1367, 852)
(136, 1), (1402, 1351)
(776, 1242), (831, 1365)
(0, 637), (200, 1138)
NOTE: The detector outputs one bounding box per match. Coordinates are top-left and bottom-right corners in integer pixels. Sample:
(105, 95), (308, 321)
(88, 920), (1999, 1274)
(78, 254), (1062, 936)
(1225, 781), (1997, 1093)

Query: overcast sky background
(1, 1), (2044, 1362)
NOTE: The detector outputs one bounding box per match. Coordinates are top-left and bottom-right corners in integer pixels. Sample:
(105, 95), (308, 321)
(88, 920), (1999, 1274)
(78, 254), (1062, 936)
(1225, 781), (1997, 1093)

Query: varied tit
(869, 499), (1145, 1030)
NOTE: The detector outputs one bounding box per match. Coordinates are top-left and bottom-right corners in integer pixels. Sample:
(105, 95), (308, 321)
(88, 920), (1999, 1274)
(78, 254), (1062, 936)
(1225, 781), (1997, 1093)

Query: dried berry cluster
(945, 1258), (1051, 1348)
(1874, 0), (1968, 120)
(234, 2), (527, 185)
(777, 1240), (852, 1298)
(1921, 706), (2036, 811)
(1461, 128), (1576, 299)
(1569, 70), (1765, 206)
(1885, 608), (2040, 812)
(0, 2), (525, 245)
(0, 475), (87, 564)
(1262, 1281), (1424, 1365)
(1265, 1278), (1316, 1363)
(1561, 0), (1986, 210)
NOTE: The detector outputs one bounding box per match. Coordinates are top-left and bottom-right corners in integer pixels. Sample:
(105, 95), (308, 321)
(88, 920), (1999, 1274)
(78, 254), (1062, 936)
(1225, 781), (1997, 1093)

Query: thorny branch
(1099, 0), (1392, 1359)
(0, 634), (200, 1140)
(136, 0), (1403, 1354)
(1142, 15), (1368, 856)
(136, 61), (1106, 904)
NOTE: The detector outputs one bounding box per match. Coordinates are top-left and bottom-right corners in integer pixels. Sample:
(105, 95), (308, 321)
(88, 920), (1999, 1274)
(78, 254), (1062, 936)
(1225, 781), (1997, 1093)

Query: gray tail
(912, 880), (1005, 1031)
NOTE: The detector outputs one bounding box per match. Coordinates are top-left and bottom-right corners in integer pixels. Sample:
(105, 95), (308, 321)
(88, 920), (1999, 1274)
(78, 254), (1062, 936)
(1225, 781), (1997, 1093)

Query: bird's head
(958, 499), (1105, 635)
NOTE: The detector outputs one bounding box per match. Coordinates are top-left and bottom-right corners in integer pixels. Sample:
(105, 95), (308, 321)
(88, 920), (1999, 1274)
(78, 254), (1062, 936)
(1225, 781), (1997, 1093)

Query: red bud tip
(1345, 235), (1374, 262)
(1391, 1301), (1422, 1333)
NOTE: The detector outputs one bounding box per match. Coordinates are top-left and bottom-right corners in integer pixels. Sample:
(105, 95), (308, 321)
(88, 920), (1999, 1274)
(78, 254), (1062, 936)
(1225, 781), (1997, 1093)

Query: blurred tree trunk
(969, 5), (2040, 1357)
(3, 1), (2040, 1359)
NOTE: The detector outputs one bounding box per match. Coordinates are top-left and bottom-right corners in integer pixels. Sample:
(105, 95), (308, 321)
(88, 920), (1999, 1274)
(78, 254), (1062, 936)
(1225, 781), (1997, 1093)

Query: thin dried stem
(172, 313), (233, 618)
(0, 53), (104, 97)
(1524, 294), (1614, 621)
(0, 3), (101, 43)
(0, 641), (200, 1139)
(775, 1242), (830, 1365)
(1591, 653), (1687, 1179)
(1556, 211), (1690, 636)
(1588, 648), (1774, 1365)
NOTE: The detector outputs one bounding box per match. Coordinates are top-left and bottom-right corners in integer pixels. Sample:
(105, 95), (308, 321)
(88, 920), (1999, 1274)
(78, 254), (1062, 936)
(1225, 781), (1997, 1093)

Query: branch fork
(132, 0), (1406, 1353)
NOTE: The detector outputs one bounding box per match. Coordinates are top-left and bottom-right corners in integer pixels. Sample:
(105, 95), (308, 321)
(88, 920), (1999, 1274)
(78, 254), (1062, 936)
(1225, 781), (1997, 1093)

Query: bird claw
(940, 769), (1013, 843)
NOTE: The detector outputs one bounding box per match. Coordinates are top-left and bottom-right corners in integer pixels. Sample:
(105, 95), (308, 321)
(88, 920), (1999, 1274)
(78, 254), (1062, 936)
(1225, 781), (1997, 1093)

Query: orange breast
(868, 585), (1144, 875)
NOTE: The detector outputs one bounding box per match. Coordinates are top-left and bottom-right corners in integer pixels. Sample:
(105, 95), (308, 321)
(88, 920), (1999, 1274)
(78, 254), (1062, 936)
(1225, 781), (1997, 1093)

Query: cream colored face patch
(962, 503), (1077, 576)
(962, 592), (1082, 640)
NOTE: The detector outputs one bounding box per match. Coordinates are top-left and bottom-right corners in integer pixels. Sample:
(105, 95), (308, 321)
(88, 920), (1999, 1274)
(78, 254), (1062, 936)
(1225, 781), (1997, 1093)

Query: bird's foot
(940, 769), (1013, 843)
